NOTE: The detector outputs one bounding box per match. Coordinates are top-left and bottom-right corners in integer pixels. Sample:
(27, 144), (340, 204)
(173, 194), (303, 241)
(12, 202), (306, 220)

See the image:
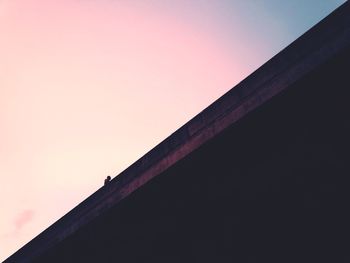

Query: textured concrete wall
(5, 2), (350, 262)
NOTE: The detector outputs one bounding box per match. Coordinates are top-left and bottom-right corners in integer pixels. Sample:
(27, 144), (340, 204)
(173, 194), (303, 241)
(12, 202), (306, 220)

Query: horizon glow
(0, 0), (346, 260)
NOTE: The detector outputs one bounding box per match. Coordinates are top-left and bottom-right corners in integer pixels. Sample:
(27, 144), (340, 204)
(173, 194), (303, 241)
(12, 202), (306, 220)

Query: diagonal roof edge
(5, 2), (350, 262)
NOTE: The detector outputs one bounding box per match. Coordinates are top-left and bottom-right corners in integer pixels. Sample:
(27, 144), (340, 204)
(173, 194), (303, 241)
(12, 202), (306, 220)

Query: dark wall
(37, 46), (350, 263)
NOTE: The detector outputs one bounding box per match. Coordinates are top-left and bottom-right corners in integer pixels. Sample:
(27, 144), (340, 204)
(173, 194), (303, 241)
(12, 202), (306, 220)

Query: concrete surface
(5, 2), (350, 262)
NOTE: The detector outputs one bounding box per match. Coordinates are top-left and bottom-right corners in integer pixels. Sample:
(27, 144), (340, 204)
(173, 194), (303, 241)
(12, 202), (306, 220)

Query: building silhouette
(5, 2), (350, 262)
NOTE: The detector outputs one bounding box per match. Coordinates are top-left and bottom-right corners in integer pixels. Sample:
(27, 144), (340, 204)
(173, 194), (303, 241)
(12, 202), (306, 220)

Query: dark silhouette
(5, 3), (350, 262)
(104, 176), (111, 186)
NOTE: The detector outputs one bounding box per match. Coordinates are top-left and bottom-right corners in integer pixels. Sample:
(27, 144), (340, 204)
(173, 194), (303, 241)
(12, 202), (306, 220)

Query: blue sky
(0, 0), (346, 260)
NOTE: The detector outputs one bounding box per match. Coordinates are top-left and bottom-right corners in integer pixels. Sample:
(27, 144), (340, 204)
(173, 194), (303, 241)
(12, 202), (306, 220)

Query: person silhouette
(104, 176), (111, 186)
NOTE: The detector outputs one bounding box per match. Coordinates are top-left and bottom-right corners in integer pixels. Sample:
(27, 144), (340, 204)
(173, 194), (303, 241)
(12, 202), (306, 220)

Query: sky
(0, 0), (346, 260)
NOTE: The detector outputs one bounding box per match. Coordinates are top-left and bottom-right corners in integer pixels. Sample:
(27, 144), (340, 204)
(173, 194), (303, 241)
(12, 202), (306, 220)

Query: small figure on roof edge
(104, 176), (111, 186)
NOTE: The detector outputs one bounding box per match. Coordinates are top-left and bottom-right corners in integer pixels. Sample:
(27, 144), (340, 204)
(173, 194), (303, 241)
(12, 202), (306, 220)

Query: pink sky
(0, 0), (345, 260)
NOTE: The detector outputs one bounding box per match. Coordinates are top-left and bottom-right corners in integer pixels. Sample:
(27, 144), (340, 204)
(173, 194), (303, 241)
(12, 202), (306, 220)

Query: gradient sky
(0, 0), (346, 260)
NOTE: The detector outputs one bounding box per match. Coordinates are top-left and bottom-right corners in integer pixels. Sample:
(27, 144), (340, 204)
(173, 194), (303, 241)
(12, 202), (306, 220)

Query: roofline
(5, 2), (350, 262)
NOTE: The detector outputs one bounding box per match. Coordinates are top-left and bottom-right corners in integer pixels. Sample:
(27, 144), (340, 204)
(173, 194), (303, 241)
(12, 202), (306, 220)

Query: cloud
(14, 210), (35, 231)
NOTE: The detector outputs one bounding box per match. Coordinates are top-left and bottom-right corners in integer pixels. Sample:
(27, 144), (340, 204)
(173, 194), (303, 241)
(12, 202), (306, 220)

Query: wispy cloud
(14, 210), (34, 231)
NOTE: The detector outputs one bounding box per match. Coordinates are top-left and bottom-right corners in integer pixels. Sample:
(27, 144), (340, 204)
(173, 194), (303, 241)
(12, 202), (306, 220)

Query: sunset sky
(0, 0), (346, 260)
